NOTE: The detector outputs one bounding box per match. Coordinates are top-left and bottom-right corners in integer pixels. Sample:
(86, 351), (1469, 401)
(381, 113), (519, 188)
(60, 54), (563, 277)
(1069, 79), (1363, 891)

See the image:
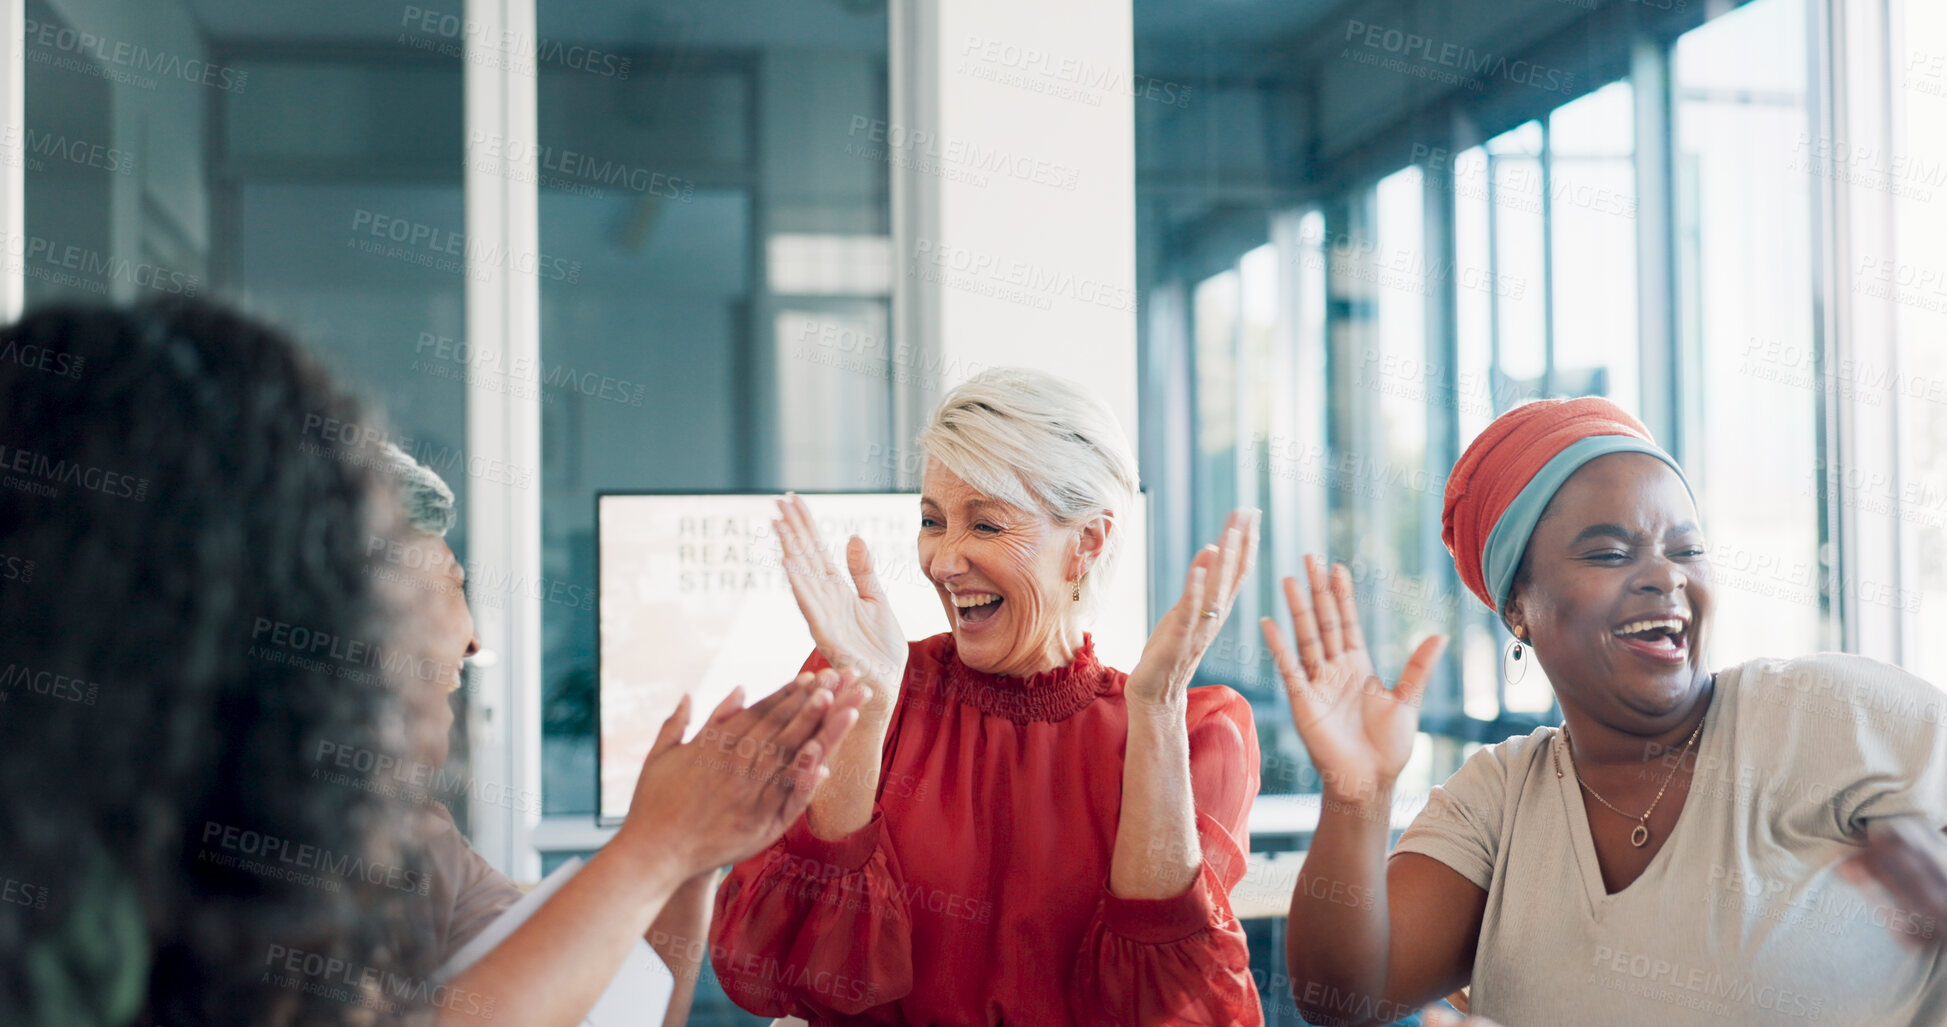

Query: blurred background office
(5, 0), (1944, 1021)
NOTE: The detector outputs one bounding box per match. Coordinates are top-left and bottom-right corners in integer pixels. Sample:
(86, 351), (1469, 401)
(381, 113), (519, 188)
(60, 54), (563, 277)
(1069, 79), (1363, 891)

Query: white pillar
(893, 0), (1139, 444)
(463, 0), (543, 880)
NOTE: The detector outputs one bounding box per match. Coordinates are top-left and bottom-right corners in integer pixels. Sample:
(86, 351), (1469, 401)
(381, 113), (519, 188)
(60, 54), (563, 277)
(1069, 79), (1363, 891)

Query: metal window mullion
(1423, 147), (1460, 723)
(1632, 37), (1681, 450)
(1808, 0), (1847, 655)
(1840, 0), (1902, 663)
(1149, 279), (1196, 624)
(1540, 120), (1555, 397)
(889, 0), (939, 490)
(0, 0), (23, 320)
(1271, 210), (1327, 583)
(1232, 262), (1258, 634)
(1481, 163), (1510, 713)
(1810, 0), (1903, 660)
(1486, 156), (1504, 415)
(1886, 0), (1926, 666)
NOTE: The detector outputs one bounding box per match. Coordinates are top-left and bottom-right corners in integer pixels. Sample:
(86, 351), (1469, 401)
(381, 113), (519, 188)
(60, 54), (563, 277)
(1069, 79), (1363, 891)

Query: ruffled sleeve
(708, 647), (917, 1019)
(710, 812), (914, 1018)
(1069, 685), (1263, 1027)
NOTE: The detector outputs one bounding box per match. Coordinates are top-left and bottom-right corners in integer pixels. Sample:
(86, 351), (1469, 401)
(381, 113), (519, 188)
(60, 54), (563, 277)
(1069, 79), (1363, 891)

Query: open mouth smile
(949, 590), (1004, 628)
(1611, 614), (1689, 664)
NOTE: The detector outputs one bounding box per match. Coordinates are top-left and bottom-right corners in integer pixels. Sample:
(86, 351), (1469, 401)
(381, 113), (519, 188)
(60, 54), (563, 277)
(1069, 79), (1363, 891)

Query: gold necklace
(1553, 716), (1704, 848)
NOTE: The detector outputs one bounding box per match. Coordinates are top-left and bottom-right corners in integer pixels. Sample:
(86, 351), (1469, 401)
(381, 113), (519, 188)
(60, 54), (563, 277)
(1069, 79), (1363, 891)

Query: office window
(1892, 0), (1947, 685)
(1146, 60), (1679, 808)
(525, 9), (888, 1020)
(1451, 143), (1496, 447)
(1672, 0), (1824, 666)
(1313, 169), (1445, 793)
(1434, 85), (1644, 729)
(1190, 240), (1308, 706)
(531, 1), (891, 830)
(1345, 168), (1438, 677)
(1193, 267), (1242, 560)
(1486, 122), (1548, 394)
(1238, 242), (1279, 638)
(21, 0), (468, 510)
(20, 0), (481, 815)
(1189, 258), (1269, 695)
(1148, 59), (1689, 801)
(1549, 81), (1640, 411)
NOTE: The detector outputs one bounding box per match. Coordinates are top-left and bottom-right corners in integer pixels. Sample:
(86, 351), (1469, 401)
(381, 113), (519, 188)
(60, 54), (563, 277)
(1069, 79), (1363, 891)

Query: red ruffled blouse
(711, 633), (1262, 1026)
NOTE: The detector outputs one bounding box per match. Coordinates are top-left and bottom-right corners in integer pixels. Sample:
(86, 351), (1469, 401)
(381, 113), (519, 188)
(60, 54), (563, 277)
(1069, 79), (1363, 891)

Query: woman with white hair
(372, 443), (865, 1027)
(711, 368), (1265, 1025)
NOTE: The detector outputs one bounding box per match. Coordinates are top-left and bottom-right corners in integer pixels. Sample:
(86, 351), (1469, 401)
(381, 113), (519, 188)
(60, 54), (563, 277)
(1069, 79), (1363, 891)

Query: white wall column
(894, 0), (1140, 442)
(463, 0), (543, 880)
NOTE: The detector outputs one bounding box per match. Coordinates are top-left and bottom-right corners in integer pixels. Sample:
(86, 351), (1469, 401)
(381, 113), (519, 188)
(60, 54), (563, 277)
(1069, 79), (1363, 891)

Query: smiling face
(1506, 452), (1713, 730)
(387, 534), (479, 766)
(917, 459), (1104, 677)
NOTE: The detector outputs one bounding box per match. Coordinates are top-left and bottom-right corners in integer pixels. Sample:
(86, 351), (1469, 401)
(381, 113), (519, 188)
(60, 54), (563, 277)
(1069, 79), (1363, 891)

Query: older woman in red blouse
(710, 368), (1264, 1025)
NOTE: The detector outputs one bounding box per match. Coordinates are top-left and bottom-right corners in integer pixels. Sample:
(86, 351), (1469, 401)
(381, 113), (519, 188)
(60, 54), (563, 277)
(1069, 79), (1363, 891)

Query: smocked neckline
(931, 635), (1115, 723)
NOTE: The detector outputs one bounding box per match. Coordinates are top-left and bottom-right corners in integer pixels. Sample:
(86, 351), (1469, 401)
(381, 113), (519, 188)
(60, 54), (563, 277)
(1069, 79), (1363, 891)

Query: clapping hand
(1123, 509), (1261, 708)
(621, 669), (864, 873)
(1259, 555), (1447, 805)
(1840, 818), (1947, 950)
(774, 493), (909, 715)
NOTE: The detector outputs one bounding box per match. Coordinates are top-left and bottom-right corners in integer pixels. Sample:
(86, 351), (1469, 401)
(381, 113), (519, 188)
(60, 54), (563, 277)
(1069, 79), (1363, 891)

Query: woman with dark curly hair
(0, 301), (861, 1027)
(0, 301), (441, 1027)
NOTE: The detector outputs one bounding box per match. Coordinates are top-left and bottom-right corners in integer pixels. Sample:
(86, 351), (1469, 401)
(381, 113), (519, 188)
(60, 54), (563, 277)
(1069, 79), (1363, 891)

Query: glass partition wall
(1136, 0), (1932, 847)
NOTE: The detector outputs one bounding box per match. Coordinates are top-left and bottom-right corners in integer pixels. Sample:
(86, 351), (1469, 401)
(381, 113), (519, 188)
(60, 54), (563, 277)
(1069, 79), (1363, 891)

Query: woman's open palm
(1260, 555), (1447, 802)
(1125, 508), (1260, 707)
(774, 493), (908, 712)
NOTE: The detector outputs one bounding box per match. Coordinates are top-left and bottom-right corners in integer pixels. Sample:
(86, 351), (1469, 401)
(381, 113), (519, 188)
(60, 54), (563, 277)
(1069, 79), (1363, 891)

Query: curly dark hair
(0, 301), (438, 1026)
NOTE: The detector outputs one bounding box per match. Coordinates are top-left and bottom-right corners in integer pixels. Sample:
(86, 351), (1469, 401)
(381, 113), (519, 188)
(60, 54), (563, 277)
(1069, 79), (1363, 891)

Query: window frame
(1149, 0), (1918, 809)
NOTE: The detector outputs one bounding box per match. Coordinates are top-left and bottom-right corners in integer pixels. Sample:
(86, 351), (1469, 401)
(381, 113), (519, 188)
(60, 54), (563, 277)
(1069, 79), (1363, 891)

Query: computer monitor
(595, 491), (1149, 824)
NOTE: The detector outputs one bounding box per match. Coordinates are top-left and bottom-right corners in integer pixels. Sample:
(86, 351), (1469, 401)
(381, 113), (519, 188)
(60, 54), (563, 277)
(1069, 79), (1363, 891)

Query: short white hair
(917, 368), (1139, 615)
(376, 442), (456, 537)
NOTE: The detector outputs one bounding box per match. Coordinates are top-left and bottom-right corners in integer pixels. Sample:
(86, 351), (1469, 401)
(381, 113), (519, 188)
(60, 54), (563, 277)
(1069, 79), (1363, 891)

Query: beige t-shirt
(1395, 652), (1947, 1026)
(417, 803), (526, 963)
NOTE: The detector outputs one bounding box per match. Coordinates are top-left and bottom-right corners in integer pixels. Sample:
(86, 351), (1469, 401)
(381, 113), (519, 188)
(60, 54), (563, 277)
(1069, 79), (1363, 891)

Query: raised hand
(1840, 818), (1947, 950)
(1260, 555), (1447, 805)
(1124, 508), (1261, 708)
(775, 493), (908, 713)
(618, 669), (863, 873)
